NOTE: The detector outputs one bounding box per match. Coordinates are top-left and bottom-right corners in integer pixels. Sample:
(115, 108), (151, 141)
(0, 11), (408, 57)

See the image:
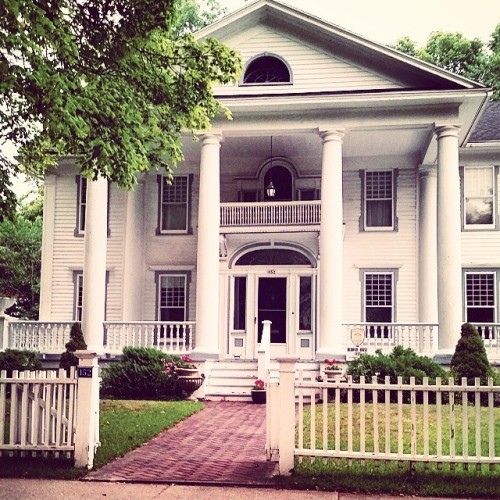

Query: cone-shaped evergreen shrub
(450, 322), (492, 385)
(59, 322), (87, 372)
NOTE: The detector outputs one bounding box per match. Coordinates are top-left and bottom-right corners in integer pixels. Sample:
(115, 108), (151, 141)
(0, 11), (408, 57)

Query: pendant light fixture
(266, 136), (276, 198)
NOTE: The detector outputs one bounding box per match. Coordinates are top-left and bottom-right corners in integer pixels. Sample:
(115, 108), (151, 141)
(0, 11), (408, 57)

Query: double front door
(228, 271), (315, 359)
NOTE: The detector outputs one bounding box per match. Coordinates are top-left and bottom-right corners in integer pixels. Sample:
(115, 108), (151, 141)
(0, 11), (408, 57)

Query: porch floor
(85, 401), (277, 485)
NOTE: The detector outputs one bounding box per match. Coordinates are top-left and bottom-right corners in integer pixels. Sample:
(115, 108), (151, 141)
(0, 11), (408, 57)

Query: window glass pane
(465, 167), (494, 226)
(465, 273), (495, 323)
(159, 275), (186, 321)
(75, 274), (83, 321)
(365, 171), (393, 228)
(365, 273), (393, 323)
(79, 177), (87, 232)
(161, 176), (188, 231)
(243, 56), (290, 84)
(299, 276), (312, 330)
(233, 277), (246, 330)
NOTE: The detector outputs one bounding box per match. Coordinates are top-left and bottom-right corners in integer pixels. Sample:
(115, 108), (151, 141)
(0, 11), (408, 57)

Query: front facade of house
(12, 0), (500, 372)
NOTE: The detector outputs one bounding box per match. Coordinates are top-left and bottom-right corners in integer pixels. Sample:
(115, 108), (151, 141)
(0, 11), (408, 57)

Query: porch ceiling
(184, 127), (432, 166)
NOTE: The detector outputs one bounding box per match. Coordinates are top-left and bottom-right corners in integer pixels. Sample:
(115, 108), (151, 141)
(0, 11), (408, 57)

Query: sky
(220, 0), (500, 46)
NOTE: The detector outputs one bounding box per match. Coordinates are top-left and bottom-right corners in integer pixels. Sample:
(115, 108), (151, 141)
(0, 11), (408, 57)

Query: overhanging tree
(0, 0), (241, 220)
(391, 23), (500, 99)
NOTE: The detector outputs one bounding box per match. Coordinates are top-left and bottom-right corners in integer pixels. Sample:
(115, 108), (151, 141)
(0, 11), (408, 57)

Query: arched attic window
(243, 55), (291, 84)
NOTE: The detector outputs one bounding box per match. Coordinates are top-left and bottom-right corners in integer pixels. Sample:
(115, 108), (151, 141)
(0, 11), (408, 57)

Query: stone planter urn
(251, 389), (266, 404)
(325, 370), (343, 383)
(176, 367), (199, 377)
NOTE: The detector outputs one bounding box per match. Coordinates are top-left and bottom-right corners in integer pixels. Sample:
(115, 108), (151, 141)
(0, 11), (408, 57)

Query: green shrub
(450, 323), (492, 385)
(0, 348), (42, 375)
(347, 346), (448, 403)
(100, 347), (191, 400)
(59, 322), (87, 372)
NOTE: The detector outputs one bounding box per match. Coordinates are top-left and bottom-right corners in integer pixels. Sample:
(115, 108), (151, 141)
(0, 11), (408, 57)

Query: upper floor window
(76, 176), (87, 235)
(464, 166), (496, 229)
(243, 55), (291, 84)
(158, 175), (190, 234)
(361, 170), (397, 231)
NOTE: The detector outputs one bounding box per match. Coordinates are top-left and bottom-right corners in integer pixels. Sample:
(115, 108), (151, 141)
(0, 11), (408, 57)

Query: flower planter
(251, 389), (266, 404)
(177, 375), (204, 395)
(176, 368), (198, 377)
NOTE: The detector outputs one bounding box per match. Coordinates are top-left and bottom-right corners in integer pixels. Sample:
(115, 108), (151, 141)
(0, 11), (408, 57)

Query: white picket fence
(267, 359), (500, 475)
(0, 368), (77, 458)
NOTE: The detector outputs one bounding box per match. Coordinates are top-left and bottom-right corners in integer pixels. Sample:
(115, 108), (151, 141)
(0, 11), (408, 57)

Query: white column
(317, 129), (344, 358)
(435, 125), (462, 355)
(122, 181), (144, 320)
(81, 176), (108, 353)
(39, 174), (56, 320)
(192, 134), (222, 359)
(418, 165), (438, 324)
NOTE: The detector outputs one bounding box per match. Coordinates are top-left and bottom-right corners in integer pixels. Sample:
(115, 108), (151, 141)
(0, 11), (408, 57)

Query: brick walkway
(86, 402), (277, 485)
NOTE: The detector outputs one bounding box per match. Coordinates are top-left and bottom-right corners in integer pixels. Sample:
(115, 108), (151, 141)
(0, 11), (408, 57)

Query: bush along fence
(0, 351), (100, 468)
(266, 358), (500, 476)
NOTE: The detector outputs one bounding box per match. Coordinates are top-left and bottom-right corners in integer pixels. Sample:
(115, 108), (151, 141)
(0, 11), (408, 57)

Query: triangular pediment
(197, 0), (484, 97)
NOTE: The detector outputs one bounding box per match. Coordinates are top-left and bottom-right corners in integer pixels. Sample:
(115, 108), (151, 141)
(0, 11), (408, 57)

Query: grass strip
(0, 399), (203, 479)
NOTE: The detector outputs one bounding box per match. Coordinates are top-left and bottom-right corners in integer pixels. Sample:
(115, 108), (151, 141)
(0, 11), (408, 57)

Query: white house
(6, 0), (500, 397)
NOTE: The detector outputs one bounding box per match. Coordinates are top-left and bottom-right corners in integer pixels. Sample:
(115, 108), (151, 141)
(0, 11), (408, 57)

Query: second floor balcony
(220, 200), (321, 233)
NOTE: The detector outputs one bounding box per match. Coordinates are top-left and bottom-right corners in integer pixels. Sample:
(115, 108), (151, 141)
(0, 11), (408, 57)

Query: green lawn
(276, 402), (500, 498)
(0, 399), (203, 479)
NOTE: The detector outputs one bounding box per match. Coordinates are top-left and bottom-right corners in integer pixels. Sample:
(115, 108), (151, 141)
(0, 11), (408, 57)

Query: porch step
(202, 359), (320, 401)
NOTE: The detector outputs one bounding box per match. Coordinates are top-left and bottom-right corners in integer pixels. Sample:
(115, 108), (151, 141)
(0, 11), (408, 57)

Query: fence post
(277, 356), (297, 475)
(74, 350), (100, 468)
(266, 375), (280, 461)
(258, 320), (271, 380)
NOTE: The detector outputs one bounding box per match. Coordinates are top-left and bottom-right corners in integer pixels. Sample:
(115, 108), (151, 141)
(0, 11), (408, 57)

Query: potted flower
(175, 355), (198, 377)
(251, 379), (266, 404)
(323, 358), (344, 382)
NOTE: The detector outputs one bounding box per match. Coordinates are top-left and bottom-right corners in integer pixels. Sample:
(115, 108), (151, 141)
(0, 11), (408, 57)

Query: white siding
(342, 168), (418, 323)
(215, 25), (401, 96)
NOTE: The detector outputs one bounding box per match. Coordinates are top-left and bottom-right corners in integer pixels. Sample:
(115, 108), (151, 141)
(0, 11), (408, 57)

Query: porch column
(82, 175), (108, 353)
(122, 180), (144, 320)
(418, 165), (438, 323)
(435, 125), (462, 356)
(317, 129), (344, 358)
(192, 133), (222, 359)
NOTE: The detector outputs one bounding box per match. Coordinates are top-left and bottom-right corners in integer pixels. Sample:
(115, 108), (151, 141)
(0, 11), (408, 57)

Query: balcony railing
(220, 201), (321, 231)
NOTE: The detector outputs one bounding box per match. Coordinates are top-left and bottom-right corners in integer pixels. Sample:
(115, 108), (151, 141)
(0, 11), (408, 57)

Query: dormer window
(243, 55), (291, 84)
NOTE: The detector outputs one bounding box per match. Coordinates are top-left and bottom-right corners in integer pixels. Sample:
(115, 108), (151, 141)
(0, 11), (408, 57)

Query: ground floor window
(363, 271), (394, 338)
(465, 272), (496, 323)
(73, 272), (84, 321)
(158, 274), (187, 321)
(299, 276), (312, 331)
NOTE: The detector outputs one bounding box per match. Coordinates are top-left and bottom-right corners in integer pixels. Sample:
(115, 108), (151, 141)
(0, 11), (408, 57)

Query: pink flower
(253, 379), (265, 390)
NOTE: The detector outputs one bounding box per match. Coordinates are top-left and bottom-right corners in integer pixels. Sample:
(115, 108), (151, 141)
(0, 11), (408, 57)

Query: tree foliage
(391, 23), (500, 99)
(0, 0), (241, 219)
(0, 190), (42, 319)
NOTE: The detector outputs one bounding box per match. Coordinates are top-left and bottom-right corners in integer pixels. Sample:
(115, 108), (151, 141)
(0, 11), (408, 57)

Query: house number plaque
(77, 367), (93, 378)
(267, 269), (276, 274)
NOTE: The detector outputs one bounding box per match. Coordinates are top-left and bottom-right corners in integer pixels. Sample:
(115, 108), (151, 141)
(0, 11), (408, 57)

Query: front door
(258, 277), (287, 352)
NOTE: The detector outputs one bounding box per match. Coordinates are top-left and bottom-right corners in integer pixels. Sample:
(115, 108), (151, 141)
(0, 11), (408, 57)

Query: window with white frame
(159, 176), (189, 233)
(465, 272), (496, 323)
(76, 176), (87, 235)
(74, 272), (84, 321)
(364, 272), (394, 339)
(158, 274), (187, 321)
(363, 170), (395, 230)
(464, 167), (495, 228)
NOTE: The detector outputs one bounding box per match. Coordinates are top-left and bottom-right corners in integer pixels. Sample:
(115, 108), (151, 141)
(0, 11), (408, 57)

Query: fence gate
(0, 368), (77, 458)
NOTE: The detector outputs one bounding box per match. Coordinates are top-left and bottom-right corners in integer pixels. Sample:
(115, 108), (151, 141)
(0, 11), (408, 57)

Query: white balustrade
(103, 321), (195, 355)
(220, 201), (321, 228)
(343, 323), (438, 356)
(8, 322), (73, 353)
(474, 324), (500, 361)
